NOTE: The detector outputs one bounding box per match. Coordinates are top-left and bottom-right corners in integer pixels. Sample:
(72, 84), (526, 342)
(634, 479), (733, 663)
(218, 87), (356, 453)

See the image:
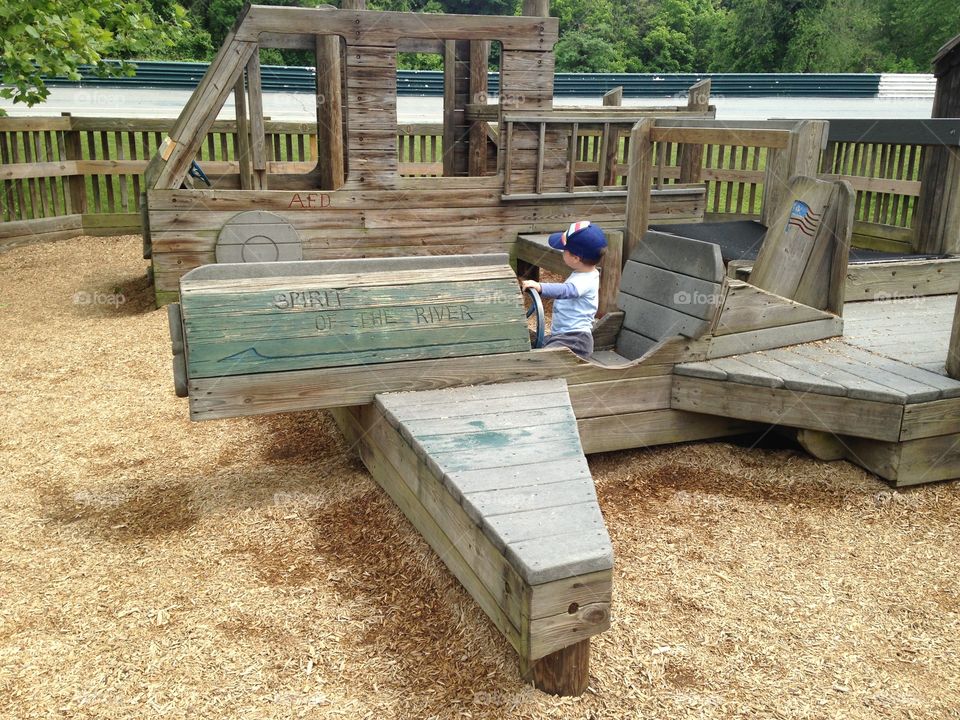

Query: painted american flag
(785, 200), (821, 237)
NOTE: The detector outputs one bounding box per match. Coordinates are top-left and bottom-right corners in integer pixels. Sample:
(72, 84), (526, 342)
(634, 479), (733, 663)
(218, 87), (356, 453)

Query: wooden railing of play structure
(1, 113), (957, 254)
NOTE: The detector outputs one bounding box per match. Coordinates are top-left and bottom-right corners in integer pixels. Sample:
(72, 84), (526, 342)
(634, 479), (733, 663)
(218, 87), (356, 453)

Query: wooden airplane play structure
(156, 3), (960, 697)
(140, 2), (715, 306)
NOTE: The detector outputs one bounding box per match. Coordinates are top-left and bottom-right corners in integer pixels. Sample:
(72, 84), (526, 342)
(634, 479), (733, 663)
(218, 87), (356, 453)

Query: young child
(521, 220), (607, 358)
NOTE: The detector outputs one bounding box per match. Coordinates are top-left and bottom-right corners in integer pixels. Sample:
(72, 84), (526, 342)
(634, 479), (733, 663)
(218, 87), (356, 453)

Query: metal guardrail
(40, 61), (890, 97)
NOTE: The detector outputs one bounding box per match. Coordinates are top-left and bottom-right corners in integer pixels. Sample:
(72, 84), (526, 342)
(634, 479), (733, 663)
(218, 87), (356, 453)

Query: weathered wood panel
(178, 255), (530, 378)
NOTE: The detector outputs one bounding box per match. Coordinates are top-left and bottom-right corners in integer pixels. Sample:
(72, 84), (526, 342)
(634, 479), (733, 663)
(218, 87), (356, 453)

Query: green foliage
(555, 30), (626, 72)
(0, 0), (190, 108)
(3, 0), (957, 113)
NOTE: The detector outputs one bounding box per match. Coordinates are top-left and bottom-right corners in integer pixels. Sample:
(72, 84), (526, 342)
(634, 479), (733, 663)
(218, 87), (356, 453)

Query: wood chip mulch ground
(1, 235), (958, 719)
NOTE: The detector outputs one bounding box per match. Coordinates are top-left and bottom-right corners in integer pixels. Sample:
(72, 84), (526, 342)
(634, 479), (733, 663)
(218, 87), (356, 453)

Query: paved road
(1, 87), (935, 122)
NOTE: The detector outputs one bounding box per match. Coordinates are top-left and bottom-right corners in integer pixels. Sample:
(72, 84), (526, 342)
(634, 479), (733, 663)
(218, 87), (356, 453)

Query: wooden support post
(522, 0), (551, 16)
(598, 229), (623, 315)
(761, 120), (827, 227)
(341, 0), (365, 7)
(678, 79), (710, 183)
(234, 74), (252, 190)
(948, 283), (960, 379)
(443, 40), (471, 177)
(624, 118), (654, 265)
(315, 34), (345, 191)
(246, 52), (268, 190)
(60, 113), (86, 215)
(915, 41), (960, 254)
(565, 121), (578, 192)
(602, 86), (623, 106)
(468, 40), (490, 177)
(526, 639), (590, 696)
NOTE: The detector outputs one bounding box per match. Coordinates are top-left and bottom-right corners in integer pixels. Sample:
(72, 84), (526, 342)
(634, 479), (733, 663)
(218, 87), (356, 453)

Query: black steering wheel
(525, 287), (545, 349)
(188, 160), (212, 187)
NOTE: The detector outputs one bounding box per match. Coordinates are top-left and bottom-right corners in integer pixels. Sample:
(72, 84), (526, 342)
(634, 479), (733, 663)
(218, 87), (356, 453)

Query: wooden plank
(568, 376), (673, 418)
(180, 262), (530, 377)
(0, 214), (83, 250)
(240, 7), (559, 52)
(763, 344), (905, 403)
(895, 433), (960, 486)
(578, 408), (756, 454)
(789, 345), (941, 403)
(729, 351), (847, 396)
(651, 126), (790, 149)
(844, 258), (960, 302)
(624, 119), (654, 265)
(616, 328), (657, 360)
(514, 234), (568, 276)
(246, 52), (267, 188)
(629, 230), (723, 282)
(711, 281), (834, 336)
(187, 344), (690, 421)
(750, 176), (838, 302)
(233, 73), (252, 191)
(832, 343), (960, 399)
(619, 261), (721, 321)
(705, 356), (784, 388)
(900, 398), (960, 441)
(670, 376), (904, 441)
(618, 293), (711, 340)
(161, 39), (257, 189)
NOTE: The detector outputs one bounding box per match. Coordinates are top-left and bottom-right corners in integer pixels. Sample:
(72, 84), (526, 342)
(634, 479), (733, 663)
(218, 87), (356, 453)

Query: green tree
(780, 0), (882, 72)
(554, 29), (627, 72)
(879, 0), (957, 71)
(0, 0), (190, 108)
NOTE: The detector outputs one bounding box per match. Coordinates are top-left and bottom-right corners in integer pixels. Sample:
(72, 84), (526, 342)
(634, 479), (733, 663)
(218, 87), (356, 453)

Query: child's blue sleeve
(539, 281), (580, 300)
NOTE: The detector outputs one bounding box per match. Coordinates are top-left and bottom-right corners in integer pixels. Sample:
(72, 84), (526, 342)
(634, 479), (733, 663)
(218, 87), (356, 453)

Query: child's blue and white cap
(548, 221), (607, 262)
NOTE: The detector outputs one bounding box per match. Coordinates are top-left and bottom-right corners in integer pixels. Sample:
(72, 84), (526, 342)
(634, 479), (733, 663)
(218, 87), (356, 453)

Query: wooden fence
(0, 113), (953, 254)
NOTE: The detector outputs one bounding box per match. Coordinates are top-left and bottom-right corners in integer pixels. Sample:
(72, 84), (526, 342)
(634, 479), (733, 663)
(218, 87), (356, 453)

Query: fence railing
(2, 114), (958, 256)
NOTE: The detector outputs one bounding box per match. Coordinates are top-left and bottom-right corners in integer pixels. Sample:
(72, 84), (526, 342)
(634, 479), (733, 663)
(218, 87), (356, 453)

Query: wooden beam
(522, 0), (551, 16)
(239, 8), (559, 52)
(443, 40), (471, 177)
(234, 73), (252, 190)
(246, 53), (268, 190)
(315, 34), (345, 190)
(678, 79), (710, 184)
(468, 40), (490, 177)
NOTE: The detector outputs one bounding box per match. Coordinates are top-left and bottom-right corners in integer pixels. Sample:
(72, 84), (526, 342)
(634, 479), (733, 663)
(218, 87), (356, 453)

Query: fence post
(602, 86), (623, 107)
(61, 113), (87, 215)
(678, 79), (710, 184)
(761, 120), (827, 227)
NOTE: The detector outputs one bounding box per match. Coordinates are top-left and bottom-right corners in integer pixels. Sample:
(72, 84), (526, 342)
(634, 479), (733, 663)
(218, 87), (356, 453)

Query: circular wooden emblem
(215, 210), (302, 263)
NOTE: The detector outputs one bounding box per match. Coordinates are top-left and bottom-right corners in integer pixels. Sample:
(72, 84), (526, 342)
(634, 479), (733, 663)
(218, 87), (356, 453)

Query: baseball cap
(548, 221), (608, 262)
